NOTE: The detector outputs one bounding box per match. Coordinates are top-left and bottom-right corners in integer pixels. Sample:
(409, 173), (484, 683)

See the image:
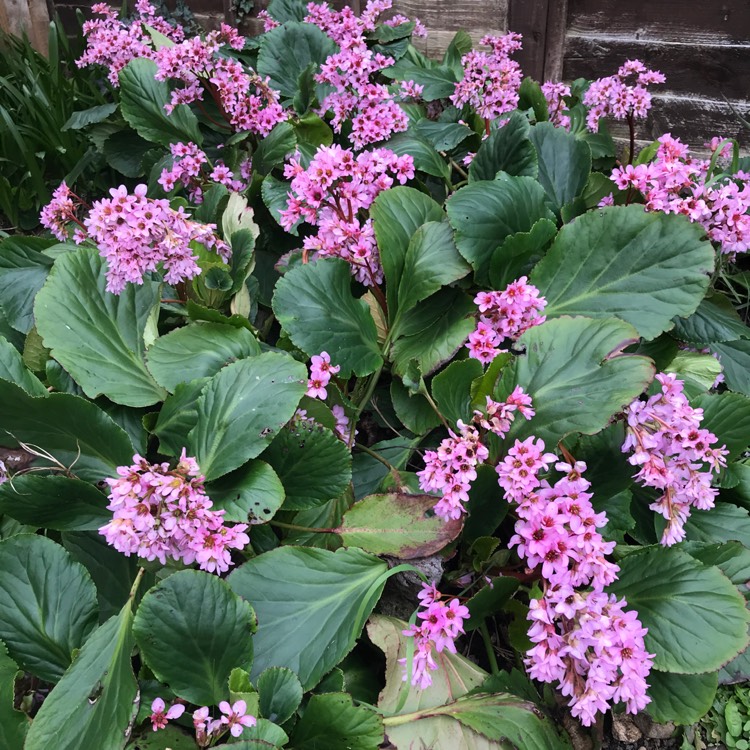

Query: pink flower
(219, 699), (256, 738)
(149, 697), (185, 731)
(306, 351), (341, 400)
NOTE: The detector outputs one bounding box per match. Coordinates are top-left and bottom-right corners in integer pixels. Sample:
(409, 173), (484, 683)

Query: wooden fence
(2, 0), (749, 147)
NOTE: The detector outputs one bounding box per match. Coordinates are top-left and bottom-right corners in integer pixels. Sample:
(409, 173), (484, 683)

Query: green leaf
(119, 58), (202, 146)
(667, 351), (722, 394)
(147, 322), (260, 393)
(391, 288), (475, 378)
(153, 378), (207, 456)
(499, 316), (654, 445)
(0, 235), (54, 334)
(681, 541), (750, 586)
(61, 102), (118, 130)
(368, 616), (568, 750)
(381, 60), (457, 101)
(262, 421), (352, 511)
(531, 206), (714, 340)
(446, 174), (554, 284)
(0, 641), (26, 750)
(35, 248), (166, 407)
(257, 667), (303, 724)
(125, 726), (196, 749)
(103, 130), (151, 177)
(692, 392), (750, 460)
(0, 381), (133, 482)
(529, 122), (591, 214)
(0, 475), (108, 531)
(432, 358), (484, 426)
(256, 21), (338, 100)
(647, 670), (718, 725)
(228, 546), (388, 689)
(384, 132), (450, 180)
(209, 459), (285, 524)
(712, 340), (750, 396)
(518, 77), (549, 122)
(414, 121), (473, 151)
(608, 546), (750, 673)
(224, 719), (289, 748)
(24, 602), (138, 750)
(266, 0), (307, 22)
(337, 492), (462, 558)
(395, 221), (470, 325)
(672, 293), (750, 346)
(489, 218), (557, 289)
(133, 570), (256, 706)
(464, 464), (510, 544)
(464, 577), (520, 630)
(252, 121), (298, 174)
(685, 503), (750, 548)
(189, 353), (306, 481)
(290, 692), (384, 750)
(262, 174), (299, 234)
(273, 258), (382, 378)
(469, 112), (538, 181)
(371, 186), (444, 318)
(0, 335), (46, 395)
(390, 379), (441, 434)
(0, 535), (98, 682)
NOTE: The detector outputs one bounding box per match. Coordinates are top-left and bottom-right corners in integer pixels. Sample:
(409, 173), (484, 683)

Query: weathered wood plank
(1, 0), (49, 52)
(568, 0), (750, 44)
(508, 0), (548, 81)
(564, 34), (750, 101)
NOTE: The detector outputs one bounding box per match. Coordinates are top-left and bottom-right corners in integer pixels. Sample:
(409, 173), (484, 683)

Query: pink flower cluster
(77, 0), (184, 86)
(527, 586), (654, 726)
(86, 184), (228, 294)
(306, 351), (341, 399)
(310, 1), (409, 149)
(100, 451), (249, 574)
(583, 59), (665, 132)
(498, 455), (654, 725)
(611, 133), (750, 257)
(159, 142), (251, 202)
(541, 81), (571, 129)
(418, 387), (534, 520)
(622, 372), (727, 545)
(450, 33), (523, 121)
(153, 26), (285, 136)
(401, 582), (469, 689)
(150, 697), (255, 746)
(280, 144), (413, 285)
(467, 277), (547, 364)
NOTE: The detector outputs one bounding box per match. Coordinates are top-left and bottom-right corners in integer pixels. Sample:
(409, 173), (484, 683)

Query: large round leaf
(608, 546), (750, 673)
(262, 422), (352, 511)
(153, 378), (207, 457)
(337, 492), (462, 558)
(0, 336), (46, 395)
(146, 322), (260, 393)
(256, 21), (338, 100)
(119, 58), (202, 146)
(0, 642), (26, 750)
(208, 459), (285, 524)
(528, 122), (591, 214)
(0, 474), (108, 531)
(531, 206), (714, 340)
(133, 570), (256, 706)
(671, 293), (750, 346)
(228, 546), (388, 689)
(711, 340), (750, 396)
(468, 112), (538, 182)
(257, 667), (303, 725)
(188, 353), (306, 481)
(446, 174), (554, 284)
(499, 316), (654, 445)
(691, 392), (750, 461)
(272, 258), (382, 378)
(35, 248), (167, 407)
(0, 535), (98, 682)
(646, 670), (718, 725)
(371, 186), (444, 316)
(24, 603), (138, 750)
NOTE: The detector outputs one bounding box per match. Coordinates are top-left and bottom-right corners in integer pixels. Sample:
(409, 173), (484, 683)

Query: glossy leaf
(499, 316), (654, 445)
(532, 206), (714, 340)
(153, 378), (207, 457)
(608, 546), (750, 673)
(262, 421), (352, 511)
(0, 335), (46, 395)
(647, 670), (718, 725)
(489, 218), (557, 289)
(712, 340), (750, 396)
(189, 353), (306, 481)
(208, 459), (285, 524)
(446, 174), (554, 284)
(337, 492), (462, 558)
(692, 392), (750, 460)
(0, 642), (26, 750)
(385, 132), (450, 180)
(672, 293), (750, 345)
(685, 503), (750, 548)
(431, 358), (484, 426)
(257, 667), (303, 724)
(133, 570), (256, 705)
(35, 248), (166, 407)
(24, 602), (138, 750)
(469, 112), (538, 181)
(147, 322), (260, 393)
(228, 546), (388, 689)
(0, 535), (98, 682)
(273, 258), (382, 378)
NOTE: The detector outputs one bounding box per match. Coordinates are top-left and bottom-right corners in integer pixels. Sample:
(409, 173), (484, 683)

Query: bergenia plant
(0, 0), (748, 748)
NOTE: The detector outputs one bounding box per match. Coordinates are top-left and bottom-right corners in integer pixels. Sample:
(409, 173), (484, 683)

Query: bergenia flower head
(149, 697), (185, 731)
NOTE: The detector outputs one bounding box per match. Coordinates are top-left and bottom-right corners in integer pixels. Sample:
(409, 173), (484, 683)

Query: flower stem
(270, 520), (337, 534)
(479, 621), (500, 674)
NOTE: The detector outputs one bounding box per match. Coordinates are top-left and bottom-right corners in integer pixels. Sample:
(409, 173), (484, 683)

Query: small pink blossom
(219, 699), (256, 737)
(150, 697), (185, 731)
